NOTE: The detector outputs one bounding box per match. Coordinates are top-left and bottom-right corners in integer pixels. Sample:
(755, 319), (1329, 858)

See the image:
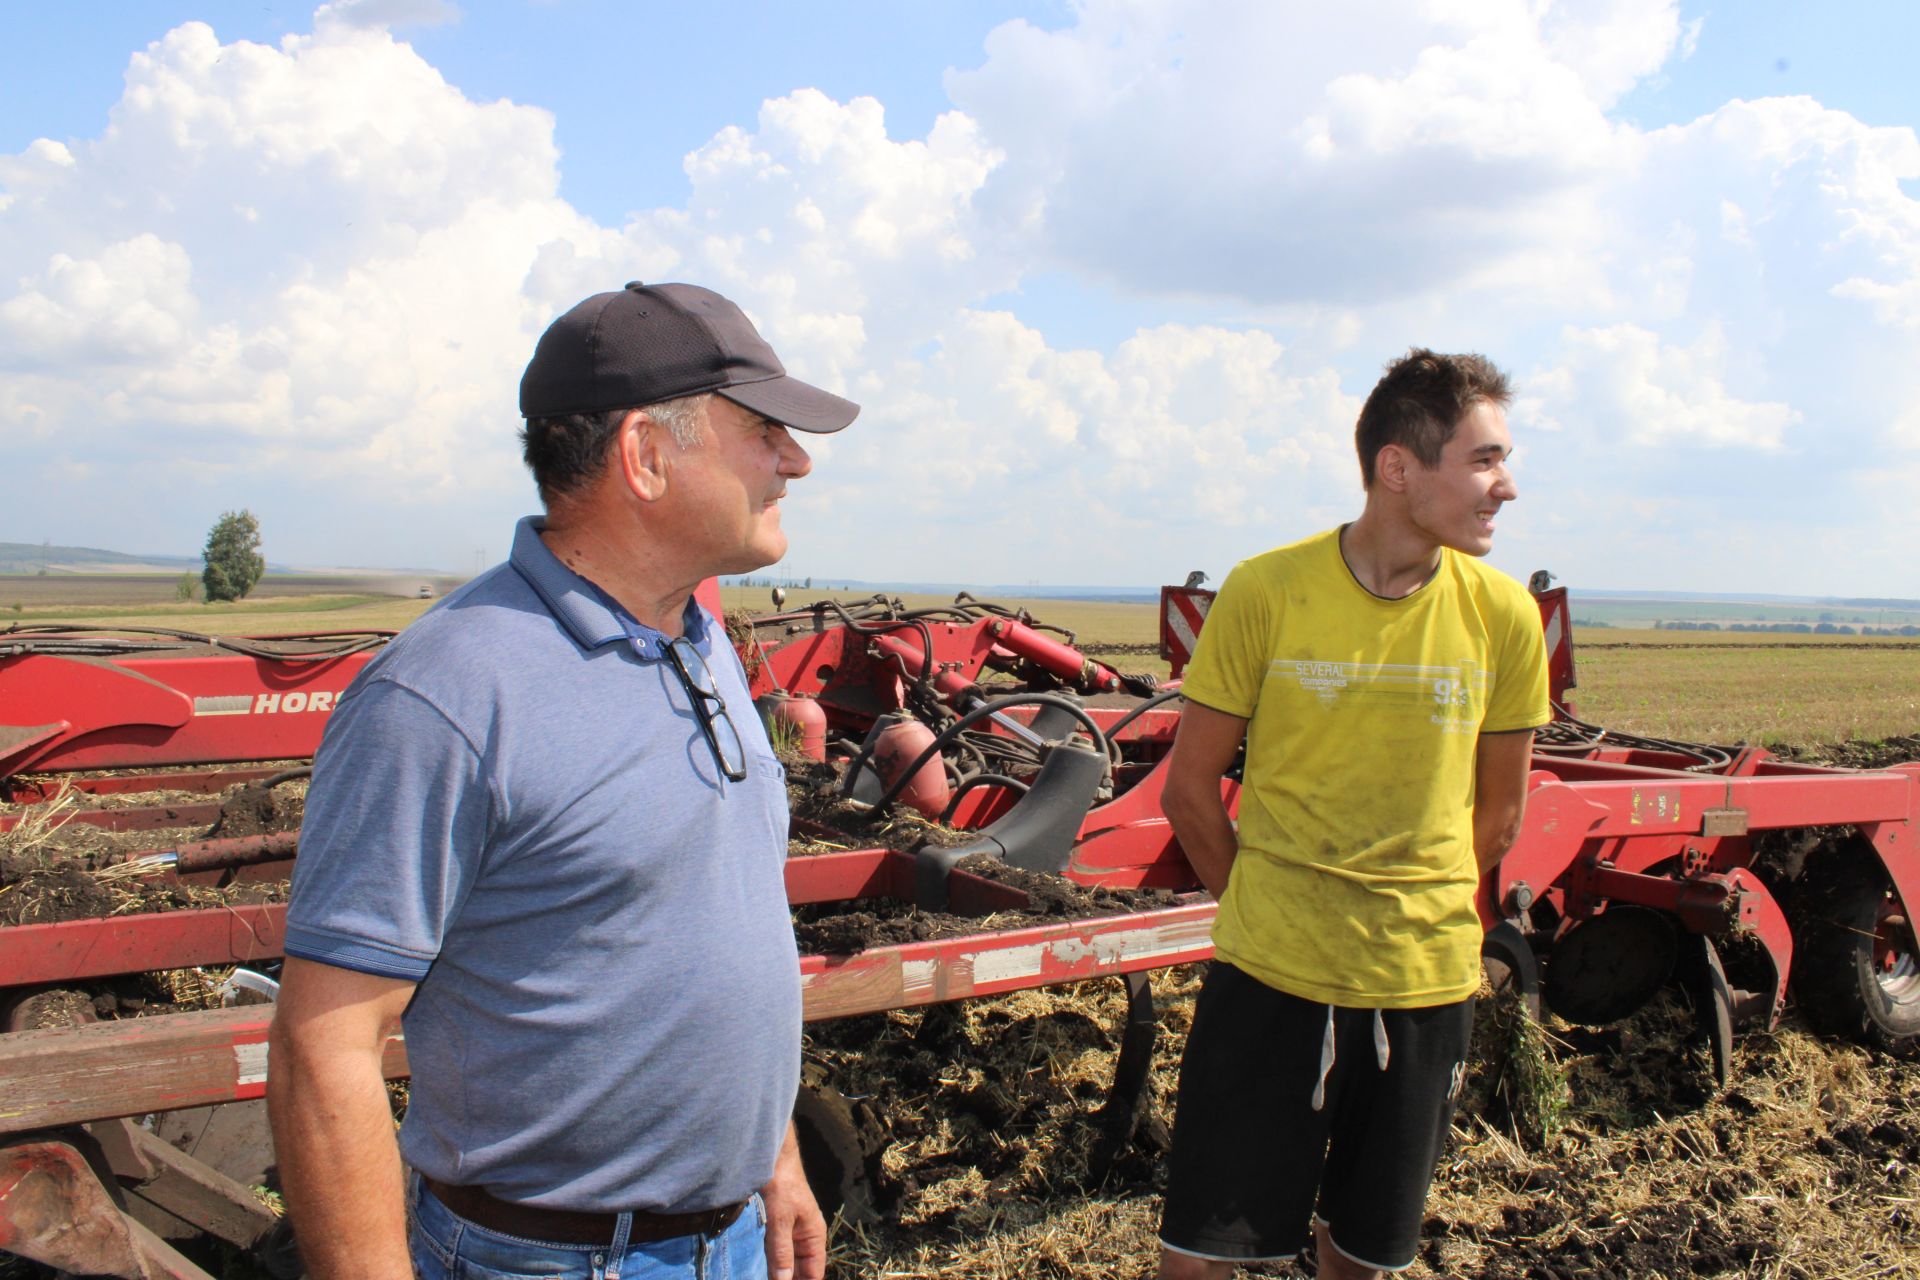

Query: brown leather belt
(423, 1177), (746, 1246)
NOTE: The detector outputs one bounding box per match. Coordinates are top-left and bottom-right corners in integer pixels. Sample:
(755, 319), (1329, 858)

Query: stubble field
(8, 584), (1920, 1277)
(17, 577), (1919, 749)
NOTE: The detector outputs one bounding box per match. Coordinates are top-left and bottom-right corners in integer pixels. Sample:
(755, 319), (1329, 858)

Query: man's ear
(1374, 443), (1412, 494)
(616, 408), (670, 501)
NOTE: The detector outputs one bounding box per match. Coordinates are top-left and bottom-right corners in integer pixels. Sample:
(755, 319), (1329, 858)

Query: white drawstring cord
(1311, 1004), (1336, 1111)
(1311, 1006), (1393, 1113)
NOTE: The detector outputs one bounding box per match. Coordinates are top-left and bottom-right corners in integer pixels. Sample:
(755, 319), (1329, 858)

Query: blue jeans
(408, 1173), (768, 1280)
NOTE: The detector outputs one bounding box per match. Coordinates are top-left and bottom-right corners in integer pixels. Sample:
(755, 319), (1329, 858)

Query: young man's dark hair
(1354, 348), (1512, 486)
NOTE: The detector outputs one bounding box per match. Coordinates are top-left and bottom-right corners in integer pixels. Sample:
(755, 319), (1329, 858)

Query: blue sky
(3, 1), (1917, 593)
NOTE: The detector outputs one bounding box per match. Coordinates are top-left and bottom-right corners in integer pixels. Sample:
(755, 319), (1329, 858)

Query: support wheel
(792, 1065), (891, 1225)
(1792, 848), (1920, 1045)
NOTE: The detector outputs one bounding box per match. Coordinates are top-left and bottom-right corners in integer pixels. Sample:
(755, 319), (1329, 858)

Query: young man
(268, 283), (857, 1280)
(1156, 349), (1550, 1279)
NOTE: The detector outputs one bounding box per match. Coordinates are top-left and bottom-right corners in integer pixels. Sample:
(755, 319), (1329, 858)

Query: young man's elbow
(1480, 810), (1526, 862)
(1160, 772), (1217, 834)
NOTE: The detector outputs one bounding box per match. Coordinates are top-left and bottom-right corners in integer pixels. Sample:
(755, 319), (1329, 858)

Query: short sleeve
(283, 678), (495, 980)
(1177, 562), (1274, 720)
(1482, 583), (1552, 733)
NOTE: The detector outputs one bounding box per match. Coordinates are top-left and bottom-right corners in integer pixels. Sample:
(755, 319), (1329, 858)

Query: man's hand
(761, 1122), (826, 1280)
(1162, 700), (1250, 899)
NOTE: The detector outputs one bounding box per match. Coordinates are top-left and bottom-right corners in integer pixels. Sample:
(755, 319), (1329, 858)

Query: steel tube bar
(0, 900), (1218, 1134)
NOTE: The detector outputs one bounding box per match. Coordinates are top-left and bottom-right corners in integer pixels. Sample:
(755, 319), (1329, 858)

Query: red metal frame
(0, 645), (385, 778)
(0, 887), (1216, 1136)
(6, 578), (1920, 1275)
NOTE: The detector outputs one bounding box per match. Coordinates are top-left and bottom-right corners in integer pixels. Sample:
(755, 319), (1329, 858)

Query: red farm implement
(3, 578), (1920, 1276)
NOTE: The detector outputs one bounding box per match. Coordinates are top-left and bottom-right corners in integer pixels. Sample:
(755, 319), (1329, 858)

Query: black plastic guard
(913, 741), (1108, 909)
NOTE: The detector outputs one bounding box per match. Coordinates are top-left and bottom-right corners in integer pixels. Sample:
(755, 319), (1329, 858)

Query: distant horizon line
(3, 540), (1914, 609)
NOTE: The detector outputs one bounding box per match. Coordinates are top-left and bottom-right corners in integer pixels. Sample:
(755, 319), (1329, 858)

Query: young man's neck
(1339, 506), (1443, 600)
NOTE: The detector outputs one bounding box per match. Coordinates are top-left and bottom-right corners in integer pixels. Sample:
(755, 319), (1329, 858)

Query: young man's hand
(1163, 700), (1250, 898)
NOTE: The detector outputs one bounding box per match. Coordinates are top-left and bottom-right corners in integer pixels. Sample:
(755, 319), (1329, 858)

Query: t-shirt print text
(1273, 658), (1490, 733)
(1428, 672), (1482, 735)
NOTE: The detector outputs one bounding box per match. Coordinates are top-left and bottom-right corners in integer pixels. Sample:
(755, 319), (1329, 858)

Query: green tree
(202, 510), (266, 603)
(174, 572), (199, 602)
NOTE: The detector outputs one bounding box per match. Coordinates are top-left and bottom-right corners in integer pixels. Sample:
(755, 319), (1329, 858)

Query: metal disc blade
(1544, 905), (1679, 1026)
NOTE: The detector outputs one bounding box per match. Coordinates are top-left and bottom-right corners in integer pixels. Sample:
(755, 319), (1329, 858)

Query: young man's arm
(1472, 729), (1535, 875)
(267, 956), (418, 1280)
(1163, 700), (1251, 899)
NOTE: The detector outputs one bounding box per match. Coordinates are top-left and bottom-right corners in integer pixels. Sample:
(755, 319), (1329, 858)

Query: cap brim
(717, 375), (859, 434)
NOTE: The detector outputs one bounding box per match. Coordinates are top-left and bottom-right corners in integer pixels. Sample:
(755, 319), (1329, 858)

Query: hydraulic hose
(867, 693), (1109, 816)
(940, 772), (1032, 824)
(0, 624), (393, 663)
(1534, 701), (1733, 772)
(1098, 686), (1188, 765)
(813, 602), (939, 691)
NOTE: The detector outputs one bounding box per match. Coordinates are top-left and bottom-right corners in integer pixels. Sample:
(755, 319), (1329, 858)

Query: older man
(269, 282), (857, 1280)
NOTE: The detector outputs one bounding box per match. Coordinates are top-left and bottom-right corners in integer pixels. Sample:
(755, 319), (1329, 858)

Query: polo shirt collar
(508, 515), (709, 658)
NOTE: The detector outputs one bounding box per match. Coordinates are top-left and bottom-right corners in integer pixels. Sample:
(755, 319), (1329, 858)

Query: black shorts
(1158, 961), (1474, 1271)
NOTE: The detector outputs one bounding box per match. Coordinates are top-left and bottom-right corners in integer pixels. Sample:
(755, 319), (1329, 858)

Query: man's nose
(778, 428), (812, 479)
(1492, 463), (1517, 502)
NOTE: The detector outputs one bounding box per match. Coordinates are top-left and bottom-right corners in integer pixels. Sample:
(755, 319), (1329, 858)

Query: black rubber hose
(749, 594), (895, 628)
(868, 692), (1109, 815)
(1534, 699), (1731, 771)
(939, 772), (1032, 824)
(1099, 686), (1188, 764)
(816, 603), (938, 689)
(0, 624), (393, 662)
(895, 607), (980, 623)
(960, 729), (1045, 768)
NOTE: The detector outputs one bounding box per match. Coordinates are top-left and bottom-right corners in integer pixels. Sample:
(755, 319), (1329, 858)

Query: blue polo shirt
(285, 516), (801, 1214)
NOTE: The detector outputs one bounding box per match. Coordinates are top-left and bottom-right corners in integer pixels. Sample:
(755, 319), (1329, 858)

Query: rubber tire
(1792, 848), (1920, 1044)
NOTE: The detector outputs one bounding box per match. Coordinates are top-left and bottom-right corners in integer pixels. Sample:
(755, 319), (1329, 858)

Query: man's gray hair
(643, 393), (708, 450)
(519, 393), (710, 504)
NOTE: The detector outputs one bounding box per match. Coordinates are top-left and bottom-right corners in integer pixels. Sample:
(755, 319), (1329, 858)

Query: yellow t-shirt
(1180, 527), (1550, 1008)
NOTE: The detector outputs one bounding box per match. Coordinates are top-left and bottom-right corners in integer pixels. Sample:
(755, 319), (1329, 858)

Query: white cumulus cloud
(2, 2), (1918, 596)
(1534, 322), (1800, 450)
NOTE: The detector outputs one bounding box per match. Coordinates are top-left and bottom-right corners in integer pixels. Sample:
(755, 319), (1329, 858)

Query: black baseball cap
(519, 281), (859, 433)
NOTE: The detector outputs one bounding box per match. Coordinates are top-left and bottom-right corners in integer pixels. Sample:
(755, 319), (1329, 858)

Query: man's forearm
(1472, 802), (1525, 875)
(761, 1119), (826, 1280)
(267, 1042), (412, 1280)
(1165, 783), (1238, 899)
(1473, 730), (1535, 877)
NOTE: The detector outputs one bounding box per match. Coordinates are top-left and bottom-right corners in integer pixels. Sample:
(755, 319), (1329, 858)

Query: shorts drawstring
(1309, 1006), (1393, 1112)
(1311, 1004), (1336, 1111)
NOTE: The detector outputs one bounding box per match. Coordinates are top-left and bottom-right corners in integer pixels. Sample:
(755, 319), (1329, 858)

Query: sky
(2, 1), (1918, 595)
